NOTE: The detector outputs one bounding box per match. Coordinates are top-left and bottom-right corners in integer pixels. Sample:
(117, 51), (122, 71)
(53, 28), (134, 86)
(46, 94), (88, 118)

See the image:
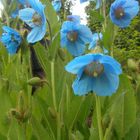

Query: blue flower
(89, 33), (102, 49)
(61, 21), (92, 56)
(0, 26), (21, 54)
(89, 33), (108, 54)
(110, 0), (139, 28)
(11, 0), (28, 18)
(67, 15), (81, 24)
(80, 0), (102, 9)
(65, 53), (122, 96)
(52, 0), (62, 12)
(19, 0), (46, 43)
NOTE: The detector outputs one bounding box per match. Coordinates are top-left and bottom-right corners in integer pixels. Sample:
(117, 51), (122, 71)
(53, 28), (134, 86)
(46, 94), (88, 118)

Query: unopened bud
(27, 77), (47, 86)
(48, 107), (57, 119)
(127, 59), (138, 70)
(58, 48), (66, 61)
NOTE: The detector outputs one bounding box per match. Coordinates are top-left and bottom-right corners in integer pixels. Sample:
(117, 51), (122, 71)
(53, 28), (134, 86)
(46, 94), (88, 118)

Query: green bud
(127, 59), (138, 70)
(27, 77), (47, 86)
(102, 114), (110, 129)
(48, 107), (57, 119)
(58, 48), (66, 61)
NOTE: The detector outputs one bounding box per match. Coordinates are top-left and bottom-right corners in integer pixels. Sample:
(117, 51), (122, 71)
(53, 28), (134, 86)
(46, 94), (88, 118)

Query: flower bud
(48, 107), (57, 119)
(58, 48), (66, 61)
(127, 59), (138, 71)
(27, 77), (47, 86)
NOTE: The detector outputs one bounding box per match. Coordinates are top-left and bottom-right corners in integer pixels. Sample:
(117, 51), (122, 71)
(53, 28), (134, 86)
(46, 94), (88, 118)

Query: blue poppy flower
(80, 0), (102, 9)
(110, 0), (139, 28)
(89, 33), (108, 54)
(19, 0), (46, 43)
(89, 33), (102, 49)
(11, 0), (28, 18)
(67, 15), (81, 24)
(52, 0), (62, 12)
(65, 53), (122, 96)
(61, 21), (92, 56)
(0, 26), (21, 54)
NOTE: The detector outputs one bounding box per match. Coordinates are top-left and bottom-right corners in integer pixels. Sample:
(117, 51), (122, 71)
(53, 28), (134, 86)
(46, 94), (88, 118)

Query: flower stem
(57, 113), (61, 140)
(51, 61), (57, 111)
(95, 95), (103, 140)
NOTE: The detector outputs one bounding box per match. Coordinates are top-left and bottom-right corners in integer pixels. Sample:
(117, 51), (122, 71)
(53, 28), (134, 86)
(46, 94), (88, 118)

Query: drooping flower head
(89, 33), (108, 54)
(89, 33), (102, 49)
(65, 53), (122, 96)
(19, 0), (46, 43)
(52, 0), (62, 12)
(110, 0), (139, 28)
(0, 26), (21, 54)
(11, 0), (28, 18)
(61, 21), (92, 56)
(67, 15), (81, 24)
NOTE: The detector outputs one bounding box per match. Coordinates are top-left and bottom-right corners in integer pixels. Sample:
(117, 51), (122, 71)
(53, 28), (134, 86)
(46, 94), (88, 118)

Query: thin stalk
(51, 61), (61, 140)
(57, 113), (61, 140)
(95, 95), (103, 140)
(51, 61), (57, 111)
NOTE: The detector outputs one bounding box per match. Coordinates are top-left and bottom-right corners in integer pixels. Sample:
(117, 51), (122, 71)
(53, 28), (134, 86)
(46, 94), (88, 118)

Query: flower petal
(99, 55), (122, 75)
(72, 74), (94, 96)
(19, 8), (36, 28)
(93, 72), (119, 96)
(78, 25), (92, 43)
(27, 24), (46, 43)
(65, 54), (95, 74)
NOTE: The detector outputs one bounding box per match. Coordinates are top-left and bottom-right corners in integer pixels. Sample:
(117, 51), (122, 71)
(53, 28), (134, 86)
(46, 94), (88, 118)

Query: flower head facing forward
(52, 0), (62, 12)
(0, 26), (21, 54)
(65, 53), (122, 96)
(110, 0), (139, 28)
(61, 21), (92, 56)
(19, 0), (46, 43)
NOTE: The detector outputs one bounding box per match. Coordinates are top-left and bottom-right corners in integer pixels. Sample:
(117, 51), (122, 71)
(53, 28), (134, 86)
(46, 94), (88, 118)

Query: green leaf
(109, 74), (136, 139)
(89, 127), (99, 140)
(31, 116), (51, 140)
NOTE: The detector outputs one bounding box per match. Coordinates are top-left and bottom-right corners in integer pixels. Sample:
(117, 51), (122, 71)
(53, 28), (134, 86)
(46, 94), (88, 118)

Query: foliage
(0, 0), (139, 140)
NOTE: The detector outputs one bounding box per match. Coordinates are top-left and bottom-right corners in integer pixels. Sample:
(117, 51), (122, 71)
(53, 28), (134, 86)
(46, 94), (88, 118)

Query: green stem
(102, 0), (106, 32)
(95, 95), (103, 140)
(57, 113), (61, 140)
(51, 61), (57, 111)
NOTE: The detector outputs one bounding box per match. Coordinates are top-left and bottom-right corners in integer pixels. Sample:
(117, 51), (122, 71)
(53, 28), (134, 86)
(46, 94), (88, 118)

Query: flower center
(84, 61), (104, 77)
(32, 13), (42, 26)
(115, 7), (125, 19)
(67, 31), (78, 42)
